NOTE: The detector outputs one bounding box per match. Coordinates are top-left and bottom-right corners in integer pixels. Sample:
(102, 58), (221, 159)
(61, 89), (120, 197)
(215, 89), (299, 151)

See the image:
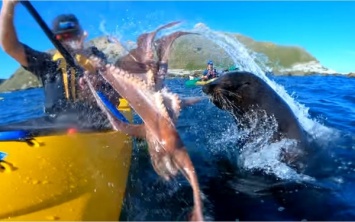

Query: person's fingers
(78, 77), (86, 90)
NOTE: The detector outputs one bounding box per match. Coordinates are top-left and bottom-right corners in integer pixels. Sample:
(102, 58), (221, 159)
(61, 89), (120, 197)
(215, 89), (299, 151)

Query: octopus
(83, 21), (205, 221)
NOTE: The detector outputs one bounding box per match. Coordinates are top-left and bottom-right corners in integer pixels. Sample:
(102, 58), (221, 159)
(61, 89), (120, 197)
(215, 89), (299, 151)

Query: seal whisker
(220, 94), (237, 110)
(207, 91), (217, 104)
(219, 88), (242, 100)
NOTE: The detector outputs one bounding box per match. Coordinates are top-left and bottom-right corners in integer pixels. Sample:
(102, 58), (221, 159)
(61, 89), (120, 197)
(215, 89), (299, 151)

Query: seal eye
(238, 82), (250, 90)
(243, 82), (250, 86)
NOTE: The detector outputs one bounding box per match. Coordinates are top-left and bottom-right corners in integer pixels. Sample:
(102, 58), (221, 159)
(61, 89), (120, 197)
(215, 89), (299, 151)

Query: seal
(202, 71), (309, 172)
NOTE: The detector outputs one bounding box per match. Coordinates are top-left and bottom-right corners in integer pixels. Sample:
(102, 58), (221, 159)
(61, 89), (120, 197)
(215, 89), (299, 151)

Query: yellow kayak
(195, 77), (218, 86)
(185, 77), (218, 87)
(0, 99), (133, 221)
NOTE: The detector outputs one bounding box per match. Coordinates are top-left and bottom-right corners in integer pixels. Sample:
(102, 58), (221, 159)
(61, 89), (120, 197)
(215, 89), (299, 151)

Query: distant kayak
(185, 77), (218, 87)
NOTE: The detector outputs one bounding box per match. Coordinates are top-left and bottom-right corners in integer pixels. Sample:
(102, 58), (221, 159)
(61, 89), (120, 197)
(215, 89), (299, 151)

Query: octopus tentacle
(154, 91), (170, 120)
(86, 21), (205, 221)
(82, 68), (146, 138)
(155, 31), (197, 63)
(161, 88), (182, 122)
(97, 63), (174, 131)
(181, 96), (208, 108)
(114, 21), (182, 74)
(115, 21), (195, 91)
(136, 21), (182, 63)
(154, 31), (197, 90)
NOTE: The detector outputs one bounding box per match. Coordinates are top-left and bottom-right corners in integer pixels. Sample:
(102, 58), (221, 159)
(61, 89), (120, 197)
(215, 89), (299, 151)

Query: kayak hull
(185, 77), (218, 87)
(0, 99), (133, 221)
(195, 77), (217, 86)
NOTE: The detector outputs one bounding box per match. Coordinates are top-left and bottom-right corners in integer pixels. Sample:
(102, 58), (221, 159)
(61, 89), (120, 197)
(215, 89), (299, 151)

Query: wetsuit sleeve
(21, 43), (54, 78)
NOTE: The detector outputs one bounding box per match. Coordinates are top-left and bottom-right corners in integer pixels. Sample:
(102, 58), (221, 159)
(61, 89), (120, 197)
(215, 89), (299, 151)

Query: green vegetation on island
(0, 67), (42, 92)
(0, 32), (347, 93)
(168, 33), (317, 72)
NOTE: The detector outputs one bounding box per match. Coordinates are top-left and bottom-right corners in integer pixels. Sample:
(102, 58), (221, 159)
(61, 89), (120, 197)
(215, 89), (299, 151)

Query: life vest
(206, 68), (217, 79)
(52, 51), (96, 101)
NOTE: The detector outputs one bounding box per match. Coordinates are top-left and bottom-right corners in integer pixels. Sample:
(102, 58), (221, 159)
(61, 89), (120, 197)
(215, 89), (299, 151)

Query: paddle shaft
(20, 1), (129, 124)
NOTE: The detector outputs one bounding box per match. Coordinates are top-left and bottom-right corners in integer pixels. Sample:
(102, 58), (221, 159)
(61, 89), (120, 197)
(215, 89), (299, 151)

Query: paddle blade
(185, 79), (200, 87)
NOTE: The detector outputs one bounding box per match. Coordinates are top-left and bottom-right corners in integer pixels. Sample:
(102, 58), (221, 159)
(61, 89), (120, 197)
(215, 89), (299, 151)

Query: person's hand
(2, 0), (20, 7)
(77, 72), (103, 102)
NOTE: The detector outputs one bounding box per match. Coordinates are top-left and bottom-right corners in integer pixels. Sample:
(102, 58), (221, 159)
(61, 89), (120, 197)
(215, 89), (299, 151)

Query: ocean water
(1, 74), (354, 221)
(120, 75), (355, 221)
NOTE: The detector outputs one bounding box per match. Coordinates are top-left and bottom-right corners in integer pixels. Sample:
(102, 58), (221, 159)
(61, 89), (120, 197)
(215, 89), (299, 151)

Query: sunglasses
(55, 32), (79, 41)
(55, 21), (82, 40)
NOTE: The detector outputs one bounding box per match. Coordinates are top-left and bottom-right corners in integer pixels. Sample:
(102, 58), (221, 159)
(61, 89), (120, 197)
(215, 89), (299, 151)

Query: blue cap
(52, 14), (82, 35)
(207, 60), (213, 65)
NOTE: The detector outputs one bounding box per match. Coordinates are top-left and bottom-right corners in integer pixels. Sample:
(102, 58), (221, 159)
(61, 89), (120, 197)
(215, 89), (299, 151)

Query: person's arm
(214, 68), (218, 76)
(0, 1), (52, 75)
(22, 44), (53, 75)
(0, 1), (28, 67)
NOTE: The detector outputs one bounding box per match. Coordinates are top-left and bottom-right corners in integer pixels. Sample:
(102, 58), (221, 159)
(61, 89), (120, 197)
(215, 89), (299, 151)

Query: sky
(0, 1), (355, 79)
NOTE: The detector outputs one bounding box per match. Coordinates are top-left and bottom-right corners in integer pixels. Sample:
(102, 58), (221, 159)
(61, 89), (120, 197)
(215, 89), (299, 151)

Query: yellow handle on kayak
(118, 98), (130, 112)
(0, 161), (18, 173)
(23, 138), (44, 147)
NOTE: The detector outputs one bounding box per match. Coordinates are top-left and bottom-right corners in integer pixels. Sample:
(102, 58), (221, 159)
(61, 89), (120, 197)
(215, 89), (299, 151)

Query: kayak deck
(0, 99), (133, 221)
(195, 77), (217, 85)
(185, 77), (218, 87)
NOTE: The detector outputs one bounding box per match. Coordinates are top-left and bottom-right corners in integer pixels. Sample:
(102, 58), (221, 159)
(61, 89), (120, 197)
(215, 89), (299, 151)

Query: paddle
(20, 1), (129, 124)
(20, 1), (78, 71)
(185, 79), (200, 87)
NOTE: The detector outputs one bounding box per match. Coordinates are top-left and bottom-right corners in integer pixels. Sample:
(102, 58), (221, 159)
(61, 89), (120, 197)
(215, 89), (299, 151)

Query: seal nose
(202, 82), (217, 94)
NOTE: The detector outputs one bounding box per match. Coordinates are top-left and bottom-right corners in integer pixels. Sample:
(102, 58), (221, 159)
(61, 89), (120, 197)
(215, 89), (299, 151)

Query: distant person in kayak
(0, 0), (118, 130)
(201, 60), (218, 81)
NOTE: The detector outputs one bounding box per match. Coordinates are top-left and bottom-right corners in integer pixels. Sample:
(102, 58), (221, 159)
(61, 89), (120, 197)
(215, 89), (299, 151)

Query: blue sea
(1, 74), (354, 220)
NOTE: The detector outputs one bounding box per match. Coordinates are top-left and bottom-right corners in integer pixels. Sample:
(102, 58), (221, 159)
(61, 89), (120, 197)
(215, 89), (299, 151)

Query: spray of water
(180, 22), (338, 180)
(63, 40), (83, 51)
(190, 23), (335, 140)
(206, 108), (314, 180)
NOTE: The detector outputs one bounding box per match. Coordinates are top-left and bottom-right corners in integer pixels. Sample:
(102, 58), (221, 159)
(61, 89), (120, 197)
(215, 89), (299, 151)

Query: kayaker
(201, 60), (218, 81)
(0, 0), (118, 130)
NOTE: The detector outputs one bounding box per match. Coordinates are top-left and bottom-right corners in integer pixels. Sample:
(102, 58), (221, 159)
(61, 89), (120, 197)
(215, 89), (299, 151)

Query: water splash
(186, 23), (333, 180)
(240, 138), (314, 181)
(192, 23), (266, 76)
(190, 23), (335, 140)
(206, 108), (314, 181)
(99, 20), (134, 54)
(180, 22), (337, 180)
